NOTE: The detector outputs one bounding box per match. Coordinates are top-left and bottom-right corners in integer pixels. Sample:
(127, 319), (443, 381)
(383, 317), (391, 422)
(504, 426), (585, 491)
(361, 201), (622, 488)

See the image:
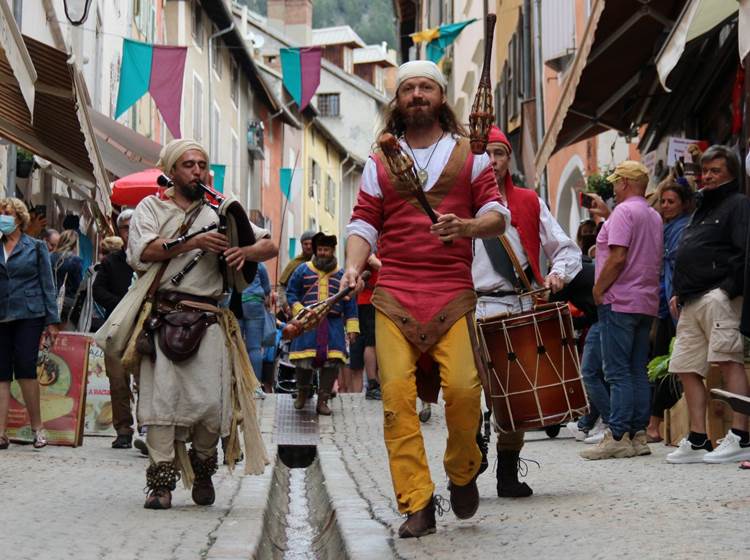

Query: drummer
(472, 126), (582, 497)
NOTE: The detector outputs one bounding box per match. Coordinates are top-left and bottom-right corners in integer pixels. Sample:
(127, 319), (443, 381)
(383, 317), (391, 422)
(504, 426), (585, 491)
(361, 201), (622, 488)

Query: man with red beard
(343, 61), (507, 538)
(472, 126), (581, 496)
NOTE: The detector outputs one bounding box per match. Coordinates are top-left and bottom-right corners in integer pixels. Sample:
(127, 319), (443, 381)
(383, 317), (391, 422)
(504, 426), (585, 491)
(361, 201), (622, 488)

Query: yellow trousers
(375, 311), (482, 514)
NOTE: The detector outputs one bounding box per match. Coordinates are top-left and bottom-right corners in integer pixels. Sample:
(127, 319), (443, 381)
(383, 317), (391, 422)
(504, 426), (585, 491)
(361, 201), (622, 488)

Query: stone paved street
(322, 394), (750, 559)
(2, 399), (276, 560)
(5, 394), (750, 559)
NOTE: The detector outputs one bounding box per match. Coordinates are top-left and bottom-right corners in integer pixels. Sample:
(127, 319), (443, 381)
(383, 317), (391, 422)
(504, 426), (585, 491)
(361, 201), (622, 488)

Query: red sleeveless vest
(502, 173), (543, 285)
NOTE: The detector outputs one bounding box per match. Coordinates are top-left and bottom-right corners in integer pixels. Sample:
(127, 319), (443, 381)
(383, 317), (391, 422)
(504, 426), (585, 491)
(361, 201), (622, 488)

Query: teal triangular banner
(210, 164), (226, 193)
(115, 39), (153, 118)
(427, 19), (477, 63)
(280, 48), (302, 105)
(280, 167), (293, 200)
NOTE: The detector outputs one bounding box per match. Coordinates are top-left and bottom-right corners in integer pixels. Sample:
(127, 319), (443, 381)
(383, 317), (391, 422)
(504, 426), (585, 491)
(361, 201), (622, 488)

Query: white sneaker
(666, 438), (708, 464)
(584, 428), (606, 444)
(591, 417), (605, 434)
(566, 421), (587, 441)
(254, 387), (267, 400)
(703, 431), (750, 464)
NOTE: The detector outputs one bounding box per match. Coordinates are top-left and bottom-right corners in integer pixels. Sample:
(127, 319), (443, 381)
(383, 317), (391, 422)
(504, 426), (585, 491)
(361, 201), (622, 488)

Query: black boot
(496, 450), (533, 498)
(111, 433), (133, 449)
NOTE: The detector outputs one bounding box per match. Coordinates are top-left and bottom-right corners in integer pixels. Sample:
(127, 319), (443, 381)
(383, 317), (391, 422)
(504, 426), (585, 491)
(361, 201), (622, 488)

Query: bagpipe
(157, 174), (258, 290)
(282, 271), (371, 341)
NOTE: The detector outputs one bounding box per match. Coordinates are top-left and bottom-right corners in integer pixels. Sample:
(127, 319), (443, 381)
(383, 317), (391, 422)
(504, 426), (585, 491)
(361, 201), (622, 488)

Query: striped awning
(0, 30), (111, 216)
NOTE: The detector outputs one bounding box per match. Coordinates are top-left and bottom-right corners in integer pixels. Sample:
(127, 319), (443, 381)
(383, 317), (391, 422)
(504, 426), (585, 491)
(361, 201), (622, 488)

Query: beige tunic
(127, 191), (268, 435)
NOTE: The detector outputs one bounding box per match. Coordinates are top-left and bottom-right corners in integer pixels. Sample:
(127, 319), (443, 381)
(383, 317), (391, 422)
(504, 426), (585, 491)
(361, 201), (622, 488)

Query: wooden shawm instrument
(378, 132), (451, 244)
(378, 133), (440, 222)
(282, 271), (371, 341)
(468, 14), (497, 155)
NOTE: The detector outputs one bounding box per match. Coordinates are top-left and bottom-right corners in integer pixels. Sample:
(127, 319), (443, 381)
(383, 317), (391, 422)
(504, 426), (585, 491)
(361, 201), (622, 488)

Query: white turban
(157, 139), (209, 174)
(396, 60), (447, 92)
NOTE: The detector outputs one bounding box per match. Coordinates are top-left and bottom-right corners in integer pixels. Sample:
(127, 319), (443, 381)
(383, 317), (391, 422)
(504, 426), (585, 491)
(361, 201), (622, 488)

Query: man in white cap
(124, 139), (278, 509)
(343, 60), (507, 537)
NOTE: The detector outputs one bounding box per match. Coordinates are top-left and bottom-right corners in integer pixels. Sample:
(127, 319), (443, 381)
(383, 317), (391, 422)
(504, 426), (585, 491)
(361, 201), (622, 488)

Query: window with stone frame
(317, 93), (340, 117)
(325, 176), (336, 215)
(230, 58), (239, 106)
(192, 0), (204, 48)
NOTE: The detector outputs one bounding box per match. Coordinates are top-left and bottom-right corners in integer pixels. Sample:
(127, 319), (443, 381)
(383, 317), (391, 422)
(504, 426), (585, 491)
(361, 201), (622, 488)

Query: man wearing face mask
(286, 232), (359, 416)
(472, 126), (582, 497)
(98, 139), (278, 510)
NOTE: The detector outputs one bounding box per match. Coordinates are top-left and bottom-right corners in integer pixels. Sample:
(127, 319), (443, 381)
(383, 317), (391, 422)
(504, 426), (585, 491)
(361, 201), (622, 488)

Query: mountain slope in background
(236, 0), (397, 49)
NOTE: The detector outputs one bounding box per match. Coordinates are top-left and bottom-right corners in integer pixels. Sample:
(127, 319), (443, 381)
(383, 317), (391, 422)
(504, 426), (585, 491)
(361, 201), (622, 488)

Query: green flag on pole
(411, 19), (478, 63)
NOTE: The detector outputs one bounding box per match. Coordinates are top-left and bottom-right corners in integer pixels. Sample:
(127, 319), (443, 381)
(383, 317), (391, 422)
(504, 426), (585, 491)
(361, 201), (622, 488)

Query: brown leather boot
(189, 448), (218, 506)
(448, 477), (479, 519)
(144, 462), (180, 510)
(398, 497), (437, 538)
(316, 392), (332, 416)
(294, 385), (311, 409)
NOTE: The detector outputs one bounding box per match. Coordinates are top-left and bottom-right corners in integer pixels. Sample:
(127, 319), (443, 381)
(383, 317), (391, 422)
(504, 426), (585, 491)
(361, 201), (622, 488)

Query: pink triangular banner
(299, 47), (322, 110)
(149, 45), (187, 138)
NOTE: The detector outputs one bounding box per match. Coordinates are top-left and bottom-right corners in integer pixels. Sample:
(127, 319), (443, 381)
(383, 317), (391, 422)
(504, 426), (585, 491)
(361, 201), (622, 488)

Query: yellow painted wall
(301, 123), (343, 238)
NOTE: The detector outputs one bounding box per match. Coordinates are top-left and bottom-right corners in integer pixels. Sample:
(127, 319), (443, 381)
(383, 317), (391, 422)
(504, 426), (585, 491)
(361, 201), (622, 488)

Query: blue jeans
(598, 305), (652, 438)
(241, 302), (265, 382)
(579, 321), (610, 428)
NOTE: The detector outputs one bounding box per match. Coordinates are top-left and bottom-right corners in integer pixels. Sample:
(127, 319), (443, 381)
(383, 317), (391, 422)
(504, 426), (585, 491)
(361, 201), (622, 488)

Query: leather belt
(475, 290), (519, 298)
(156, 291), (222, 314)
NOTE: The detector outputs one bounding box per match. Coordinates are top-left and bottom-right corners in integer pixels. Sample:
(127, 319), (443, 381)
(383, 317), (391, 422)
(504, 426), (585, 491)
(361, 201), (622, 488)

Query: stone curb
(207, 396), (278, 559)
(317, 444), (394, 560)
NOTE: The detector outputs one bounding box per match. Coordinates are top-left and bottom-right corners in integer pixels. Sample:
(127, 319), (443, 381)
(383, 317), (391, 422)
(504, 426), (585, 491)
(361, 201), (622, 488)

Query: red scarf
(503, 173), (543, 285)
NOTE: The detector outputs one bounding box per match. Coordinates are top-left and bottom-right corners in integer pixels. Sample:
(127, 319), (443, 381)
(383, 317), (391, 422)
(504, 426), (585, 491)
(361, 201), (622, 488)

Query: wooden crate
(663, 365), (750, 446)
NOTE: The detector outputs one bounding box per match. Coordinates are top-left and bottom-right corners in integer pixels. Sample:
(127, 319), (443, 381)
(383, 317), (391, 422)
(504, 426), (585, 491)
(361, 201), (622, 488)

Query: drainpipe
(532, 0), (548, 203)
(208, 22), (235, 153)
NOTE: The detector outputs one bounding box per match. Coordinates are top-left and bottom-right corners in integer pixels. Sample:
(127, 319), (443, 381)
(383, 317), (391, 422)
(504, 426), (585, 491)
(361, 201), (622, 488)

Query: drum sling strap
(481, 235), (533, 293)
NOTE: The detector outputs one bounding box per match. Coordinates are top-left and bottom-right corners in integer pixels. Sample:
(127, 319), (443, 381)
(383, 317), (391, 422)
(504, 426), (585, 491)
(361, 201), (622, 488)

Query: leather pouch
(135, 329), (156, 361)
(158, 311), (217, 362)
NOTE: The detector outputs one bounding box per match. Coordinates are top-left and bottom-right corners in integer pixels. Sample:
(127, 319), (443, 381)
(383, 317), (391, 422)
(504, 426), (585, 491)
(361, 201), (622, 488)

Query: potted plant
(585, 169), (614, 201)
(16, 148), (34, 178)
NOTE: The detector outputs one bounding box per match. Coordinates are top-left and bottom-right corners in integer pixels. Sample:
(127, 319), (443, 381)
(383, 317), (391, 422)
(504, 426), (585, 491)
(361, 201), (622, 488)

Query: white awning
(0, 2), (35, 115)
(655, 0), (738, 91)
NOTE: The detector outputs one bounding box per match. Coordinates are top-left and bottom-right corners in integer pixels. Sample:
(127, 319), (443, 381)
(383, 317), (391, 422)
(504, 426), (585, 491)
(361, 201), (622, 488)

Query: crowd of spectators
(569, 145), (750, 464)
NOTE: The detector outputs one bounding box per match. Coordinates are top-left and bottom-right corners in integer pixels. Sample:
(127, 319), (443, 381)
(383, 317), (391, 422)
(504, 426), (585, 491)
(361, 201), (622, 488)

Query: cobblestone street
(323, 395), (750, 559)
(5, 394), (750, 559)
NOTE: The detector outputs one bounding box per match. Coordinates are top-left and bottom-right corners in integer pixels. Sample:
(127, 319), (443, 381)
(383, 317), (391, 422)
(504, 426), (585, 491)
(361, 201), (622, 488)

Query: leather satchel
(157, 311), (217, 362)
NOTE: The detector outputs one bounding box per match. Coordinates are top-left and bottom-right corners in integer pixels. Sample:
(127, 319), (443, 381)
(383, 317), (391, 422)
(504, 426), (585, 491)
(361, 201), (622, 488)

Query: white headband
(396, 60), (447, 91)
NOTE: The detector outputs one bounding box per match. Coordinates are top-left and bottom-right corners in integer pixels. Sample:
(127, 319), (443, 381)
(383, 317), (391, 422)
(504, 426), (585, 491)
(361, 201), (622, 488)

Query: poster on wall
(83, 342), (117, 437)
(666, 137), (710, 166)
(7, 332), (89, 447)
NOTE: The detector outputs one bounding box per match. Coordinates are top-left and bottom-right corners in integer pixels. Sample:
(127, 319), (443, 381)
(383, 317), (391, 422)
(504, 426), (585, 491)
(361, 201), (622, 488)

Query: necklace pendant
(417, 169), (428, 186)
